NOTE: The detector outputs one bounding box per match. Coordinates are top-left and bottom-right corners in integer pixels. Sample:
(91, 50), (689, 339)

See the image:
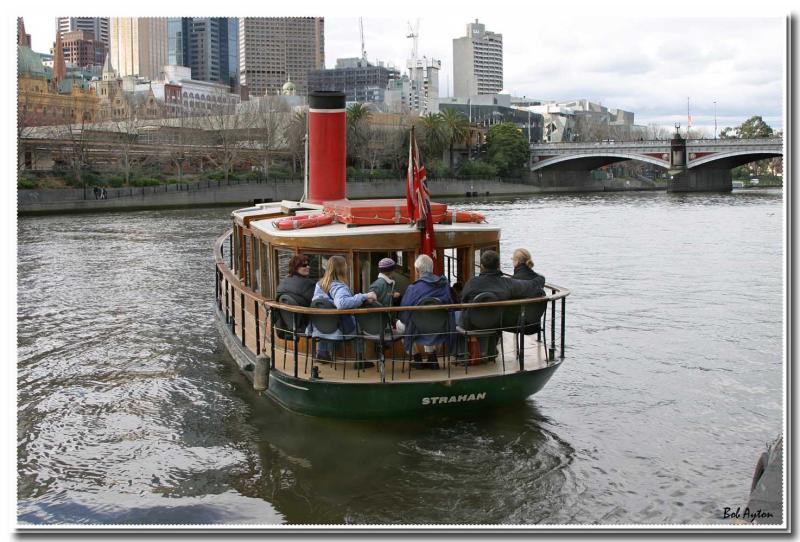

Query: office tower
(59, 30), (107, 69)
(238, 17), (324, 96)
(57, 17), (110, 49)
(452, 19), (503, 96)
(110, 17), (168, 80)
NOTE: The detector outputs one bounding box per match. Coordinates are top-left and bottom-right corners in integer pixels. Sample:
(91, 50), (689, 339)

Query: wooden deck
(270, 333), (552, 383)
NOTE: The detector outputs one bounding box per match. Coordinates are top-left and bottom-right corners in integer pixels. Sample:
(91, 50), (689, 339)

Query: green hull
(216, 307), (562, 418)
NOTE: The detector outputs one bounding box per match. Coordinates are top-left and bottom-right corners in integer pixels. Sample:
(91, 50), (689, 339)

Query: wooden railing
(214, 230), (570, 380)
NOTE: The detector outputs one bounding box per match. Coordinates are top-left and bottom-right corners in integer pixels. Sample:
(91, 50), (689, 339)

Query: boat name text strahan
(422, 393), (487, 405)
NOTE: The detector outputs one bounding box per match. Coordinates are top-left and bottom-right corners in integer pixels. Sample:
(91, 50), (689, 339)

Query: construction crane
(359, 18), (367, 64)
(406, 19), (419, 66)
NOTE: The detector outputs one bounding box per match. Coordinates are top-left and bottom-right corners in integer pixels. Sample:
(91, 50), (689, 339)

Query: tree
(419, 113), (447, 163)
(739, 116), (774, 138)
(719, 115), (774, 139)
(50, 97), (94, 196)
(110, 98), (145, 186)
(440, 108), (470, 171)
(203, 93), (249, 182)
(253, 96), (288, 180)
(285, 110), (307, 176)
(346, 103), (371, 169)
(485, 122), (530, 177)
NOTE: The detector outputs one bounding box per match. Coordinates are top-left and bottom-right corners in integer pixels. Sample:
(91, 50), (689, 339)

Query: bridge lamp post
(713, 101), (717, 140)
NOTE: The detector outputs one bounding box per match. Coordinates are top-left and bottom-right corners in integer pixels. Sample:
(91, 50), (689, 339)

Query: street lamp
(713, 101), (717, 140)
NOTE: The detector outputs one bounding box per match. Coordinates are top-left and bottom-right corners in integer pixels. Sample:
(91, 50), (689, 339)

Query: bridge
(529, 137), (783, 192)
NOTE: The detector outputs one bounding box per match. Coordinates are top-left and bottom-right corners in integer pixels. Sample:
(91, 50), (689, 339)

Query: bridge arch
(531, 152), (668, 171)
(689, 149), (783, 169)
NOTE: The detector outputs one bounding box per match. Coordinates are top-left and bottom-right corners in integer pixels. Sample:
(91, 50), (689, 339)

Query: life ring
(439, 210), (486, 224)
(272, 212), (335, 230)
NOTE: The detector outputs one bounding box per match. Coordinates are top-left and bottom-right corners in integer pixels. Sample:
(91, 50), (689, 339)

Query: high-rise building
(238, 17), (324, 96)
(408, 57), (440, 115)
(308, 58), (399, 103)
(452, 19), (503, 97)
(167, 17), (188, 67)
(110, 17), (168, 80)
(167, 18), (239, 90)
(57, 17), (110, 49)
(58, 30), (106, 69)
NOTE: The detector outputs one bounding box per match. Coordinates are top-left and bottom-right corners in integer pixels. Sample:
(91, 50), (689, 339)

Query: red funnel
(307, 91), (346, 204)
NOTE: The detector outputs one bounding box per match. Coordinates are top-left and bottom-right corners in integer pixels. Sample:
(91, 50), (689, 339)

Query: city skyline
(20, 14), (785, 133)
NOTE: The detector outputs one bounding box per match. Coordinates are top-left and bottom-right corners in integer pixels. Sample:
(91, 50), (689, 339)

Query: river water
(17, 190), (784, 526)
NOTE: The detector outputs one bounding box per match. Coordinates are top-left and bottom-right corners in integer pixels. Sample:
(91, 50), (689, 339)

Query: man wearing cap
(368, 258), (405, 332)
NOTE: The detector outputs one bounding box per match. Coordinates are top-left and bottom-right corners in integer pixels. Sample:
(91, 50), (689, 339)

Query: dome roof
(282, 80), (297, 95)
(17, 45), (46, 78)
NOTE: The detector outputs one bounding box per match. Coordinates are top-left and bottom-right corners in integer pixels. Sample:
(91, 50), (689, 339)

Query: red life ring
(272, 213), (335, 230)
(439, 210), (486, 224)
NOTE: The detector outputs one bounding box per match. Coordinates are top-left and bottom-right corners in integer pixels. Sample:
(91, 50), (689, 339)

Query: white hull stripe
(309, 108), (346, 114)
(272, 376), (309, 391)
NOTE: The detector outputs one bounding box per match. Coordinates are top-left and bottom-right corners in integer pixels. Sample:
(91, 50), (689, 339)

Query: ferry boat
(214, 91), (571, 418)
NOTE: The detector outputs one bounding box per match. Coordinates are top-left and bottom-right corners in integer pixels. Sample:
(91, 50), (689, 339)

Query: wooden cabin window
(443, 247), (469, 287)
(232, 225), (240, 276)
(473, 245), (500, 276)
(243, 233), (252, 287)
(273, 248), (295, 289)
(305, 252), (339, 284)
(260, 241), (270, 298)
(252, 236), (260, 293)
(354, 250), (412, 296)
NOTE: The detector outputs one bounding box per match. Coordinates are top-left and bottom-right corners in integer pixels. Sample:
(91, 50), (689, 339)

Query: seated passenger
(460, 250), (544, 362)
(312, 255), (377, 363)
(461, 250), (543, 304)
(511, 248), (545, 297)
(368, 257), (403, 307)
(367, 257), (405, 332)
(276, 254), (315, 306)
(399, 254), (457, 369)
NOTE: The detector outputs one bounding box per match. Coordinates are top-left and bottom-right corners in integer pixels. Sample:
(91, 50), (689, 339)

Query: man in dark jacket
(460, 250), (544, 361)
(461, 250), (543, 303)
(399, 254), (456, 368)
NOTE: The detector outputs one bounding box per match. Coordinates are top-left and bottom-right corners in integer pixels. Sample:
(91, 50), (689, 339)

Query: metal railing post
(229, 283), (235, 332)
(240, 293), (246, 347)
(224, 279), (229, 324)
(560, 298), (566, 359)
(550, 298), (556, 361)
(269, 307), (276, 370)
(255, 301), (261, 355)
(518, 305), (525, 371)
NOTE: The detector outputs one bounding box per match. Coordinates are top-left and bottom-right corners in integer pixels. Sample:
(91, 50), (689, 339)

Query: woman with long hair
(312, 256), (377, 364)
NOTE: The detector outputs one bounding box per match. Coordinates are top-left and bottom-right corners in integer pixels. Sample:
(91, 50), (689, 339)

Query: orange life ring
(439, 210), (486, 224)
(272, 212), (335, 230)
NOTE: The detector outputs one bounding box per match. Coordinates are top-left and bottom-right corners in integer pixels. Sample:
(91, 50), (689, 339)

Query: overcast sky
(20, 9), (786, 134)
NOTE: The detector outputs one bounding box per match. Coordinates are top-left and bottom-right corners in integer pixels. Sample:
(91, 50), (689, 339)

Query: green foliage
(107, 176), (125, 188)
(347, 167), (398, 180)
(130, 178), (161, 187)
(268, 165), (293, 179)
(18, 177), (36, 189)
(424, 160), (452, 179)
(486, 122), (530, 177)
(419, 114), (448, 160)
(719, 115), (774, 139)
(457, 160), (497, 179)
(440, 108), (470, 170)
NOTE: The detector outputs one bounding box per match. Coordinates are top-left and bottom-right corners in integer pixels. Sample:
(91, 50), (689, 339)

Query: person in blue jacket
(311, 255), (377, 364)
(398, 254), (457, 369)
